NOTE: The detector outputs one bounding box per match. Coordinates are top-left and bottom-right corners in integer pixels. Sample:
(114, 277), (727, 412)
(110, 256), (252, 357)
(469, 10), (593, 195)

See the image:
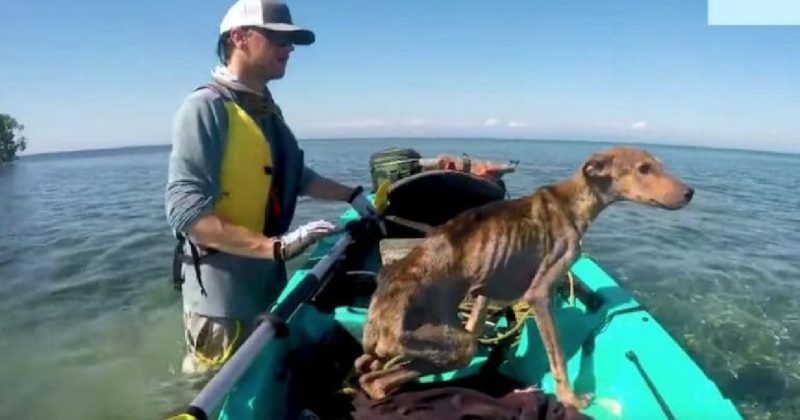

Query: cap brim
(261, 23), (315, 45)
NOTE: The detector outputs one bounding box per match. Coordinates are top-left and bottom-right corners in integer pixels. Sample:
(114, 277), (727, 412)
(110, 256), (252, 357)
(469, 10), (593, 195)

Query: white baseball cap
(219, 0), (315, 45)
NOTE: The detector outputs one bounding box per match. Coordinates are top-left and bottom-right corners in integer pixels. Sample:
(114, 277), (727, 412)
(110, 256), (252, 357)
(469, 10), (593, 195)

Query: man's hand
(301, 171), (380, 218)
(347, 186), (378, 218)
(275, 220), (337, 260)
(188, 214), (335, 261)
(347, 186), (387, 236)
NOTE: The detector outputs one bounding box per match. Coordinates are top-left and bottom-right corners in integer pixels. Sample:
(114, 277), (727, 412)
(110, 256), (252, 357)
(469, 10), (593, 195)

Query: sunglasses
(248, 27), (293, 47)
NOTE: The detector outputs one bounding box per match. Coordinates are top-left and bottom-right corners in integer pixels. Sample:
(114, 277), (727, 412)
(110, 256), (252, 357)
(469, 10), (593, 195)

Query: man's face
(232, 27), (295, 81)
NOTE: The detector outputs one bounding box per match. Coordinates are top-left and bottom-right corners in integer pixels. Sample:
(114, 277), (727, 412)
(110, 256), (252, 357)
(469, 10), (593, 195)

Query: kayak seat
(384, 169), (506, 237)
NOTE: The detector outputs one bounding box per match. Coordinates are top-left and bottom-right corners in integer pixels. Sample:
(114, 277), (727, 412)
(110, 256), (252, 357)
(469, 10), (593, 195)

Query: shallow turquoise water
(1, 138), (798, 419)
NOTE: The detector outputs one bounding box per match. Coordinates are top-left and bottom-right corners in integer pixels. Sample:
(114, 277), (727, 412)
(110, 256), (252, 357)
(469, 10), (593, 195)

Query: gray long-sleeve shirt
(165, 84), (317, 319)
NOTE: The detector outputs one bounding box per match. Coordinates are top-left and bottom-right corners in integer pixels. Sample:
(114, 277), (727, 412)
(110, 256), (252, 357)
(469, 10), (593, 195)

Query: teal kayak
(172, 169), (742, 420)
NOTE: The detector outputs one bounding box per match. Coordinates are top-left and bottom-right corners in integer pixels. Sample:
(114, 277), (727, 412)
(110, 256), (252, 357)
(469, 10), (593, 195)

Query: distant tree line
(1, 114), (27, 163)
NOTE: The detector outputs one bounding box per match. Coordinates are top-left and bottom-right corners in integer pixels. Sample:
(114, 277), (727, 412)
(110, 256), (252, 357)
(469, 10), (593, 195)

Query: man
(165, 0), (376, 374)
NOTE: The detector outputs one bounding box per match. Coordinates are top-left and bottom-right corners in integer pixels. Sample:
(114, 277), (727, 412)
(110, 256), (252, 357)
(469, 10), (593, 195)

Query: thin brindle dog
(355, 147), (694, 409)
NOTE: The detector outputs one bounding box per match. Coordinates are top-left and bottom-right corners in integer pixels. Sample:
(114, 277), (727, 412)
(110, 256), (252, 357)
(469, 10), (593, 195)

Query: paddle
(328, 181), (391, 236)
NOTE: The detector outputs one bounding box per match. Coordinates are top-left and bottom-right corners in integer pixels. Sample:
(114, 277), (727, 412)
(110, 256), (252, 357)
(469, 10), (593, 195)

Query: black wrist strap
(273, 239), (284, 261)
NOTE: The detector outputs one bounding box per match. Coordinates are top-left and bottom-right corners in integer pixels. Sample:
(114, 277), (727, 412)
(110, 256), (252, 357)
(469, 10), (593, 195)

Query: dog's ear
(582, 155), (612, 178)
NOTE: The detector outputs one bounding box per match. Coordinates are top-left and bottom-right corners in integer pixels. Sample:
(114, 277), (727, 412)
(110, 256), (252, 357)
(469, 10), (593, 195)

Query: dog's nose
(684, 187), (695, 201)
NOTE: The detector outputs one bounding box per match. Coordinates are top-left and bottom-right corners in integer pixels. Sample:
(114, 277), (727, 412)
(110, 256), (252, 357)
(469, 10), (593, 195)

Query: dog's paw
(359, 382), (387, 400)
(354, 354), (380, 374)
(359, 372), (388, 400)
(369, 359), (384, 371)
(558, 391), (594, 410)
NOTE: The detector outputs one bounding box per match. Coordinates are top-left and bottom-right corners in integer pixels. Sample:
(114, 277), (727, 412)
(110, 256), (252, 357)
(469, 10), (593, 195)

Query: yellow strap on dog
(473, 270), (577, 345)
(383, 354), (413, 371)
(476, 301), (534, 346)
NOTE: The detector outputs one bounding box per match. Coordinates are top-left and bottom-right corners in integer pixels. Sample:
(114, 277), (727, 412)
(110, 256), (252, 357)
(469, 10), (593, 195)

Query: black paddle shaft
(626, 350), (676, 420)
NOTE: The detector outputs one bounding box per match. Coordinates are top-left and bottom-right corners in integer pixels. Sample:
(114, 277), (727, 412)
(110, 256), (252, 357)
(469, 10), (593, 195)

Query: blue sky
(1, 0), (798, 154)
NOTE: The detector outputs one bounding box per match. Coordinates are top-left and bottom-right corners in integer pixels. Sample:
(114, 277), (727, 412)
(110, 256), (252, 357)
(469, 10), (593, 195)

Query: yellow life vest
(213, 101), (274, 234)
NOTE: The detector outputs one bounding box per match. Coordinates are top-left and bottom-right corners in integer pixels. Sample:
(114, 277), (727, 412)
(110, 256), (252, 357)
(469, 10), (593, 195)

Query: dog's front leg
(522, 243), (592, 410)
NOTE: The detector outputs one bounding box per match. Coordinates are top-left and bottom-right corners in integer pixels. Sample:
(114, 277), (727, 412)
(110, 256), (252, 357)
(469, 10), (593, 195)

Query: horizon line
(18, 136), (800, 159)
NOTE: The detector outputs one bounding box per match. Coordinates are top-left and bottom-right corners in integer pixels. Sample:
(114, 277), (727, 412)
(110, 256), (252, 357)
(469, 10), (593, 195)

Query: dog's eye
(638, 163), (652, 175)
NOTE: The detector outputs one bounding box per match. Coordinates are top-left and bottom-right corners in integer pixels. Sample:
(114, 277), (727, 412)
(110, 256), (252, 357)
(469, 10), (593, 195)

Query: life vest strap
(173, 233), (212, 297)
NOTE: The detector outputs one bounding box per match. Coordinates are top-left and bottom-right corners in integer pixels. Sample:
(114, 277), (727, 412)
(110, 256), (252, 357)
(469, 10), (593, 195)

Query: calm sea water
(1, 138), (798, 419)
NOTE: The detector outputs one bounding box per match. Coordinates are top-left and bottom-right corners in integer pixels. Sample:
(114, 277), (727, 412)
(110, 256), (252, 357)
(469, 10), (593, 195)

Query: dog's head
(581, 147), (693, 210)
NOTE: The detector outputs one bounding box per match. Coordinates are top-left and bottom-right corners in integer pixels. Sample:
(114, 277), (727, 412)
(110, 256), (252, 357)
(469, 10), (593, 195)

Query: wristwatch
(273, 239), (284, 261)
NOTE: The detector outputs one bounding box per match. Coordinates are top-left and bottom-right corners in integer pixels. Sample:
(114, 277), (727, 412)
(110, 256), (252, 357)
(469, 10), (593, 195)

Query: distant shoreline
(18, 137), (800, 160)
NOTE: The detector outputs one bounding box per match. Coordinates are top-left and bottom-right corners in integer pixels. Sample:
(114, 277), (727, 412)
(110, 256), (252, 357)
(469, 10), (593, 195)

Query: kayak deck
(212, 207), (741, 420)
(332, 253), (740, 419)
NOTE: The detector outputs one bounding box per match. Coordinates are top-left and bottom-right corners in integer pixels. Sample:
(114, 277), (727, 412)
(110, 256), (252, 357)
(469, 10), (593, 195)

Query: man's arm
(299, 166), (380, 221)
(189, 214), (277, 258)
(299, 166), (358, 202)
(165, 91), (278, 259)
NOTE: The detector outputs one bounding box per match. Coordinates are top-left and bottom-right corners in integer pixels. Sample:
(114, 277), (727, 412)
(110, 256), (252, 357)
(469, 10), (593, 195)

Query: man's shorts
(181, 311), (257, 375)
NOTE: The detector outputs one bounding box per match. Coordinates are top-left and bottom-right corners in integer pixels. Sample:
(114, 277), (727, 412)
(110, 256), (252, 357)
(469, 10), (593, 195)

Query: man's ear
(582, 155), (612, 178)
(229, 28), (249, 48)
